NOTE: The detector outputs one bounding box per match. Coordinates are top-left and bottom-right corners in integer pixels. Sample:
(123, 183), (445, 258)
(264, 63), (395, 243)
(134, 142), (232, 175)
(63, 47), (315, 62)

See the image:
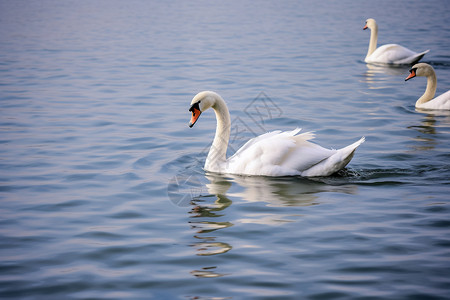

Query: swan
(363, 18), (429, 65)
(188, 91), (365, 177)
(405, 63), (450, 110)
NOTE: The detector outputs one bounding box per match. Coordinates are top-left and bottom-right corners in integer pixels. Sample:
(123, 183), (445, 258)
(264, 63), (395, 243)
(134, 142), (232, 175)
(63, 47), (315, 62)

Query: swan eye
(189, 102), (201, 114)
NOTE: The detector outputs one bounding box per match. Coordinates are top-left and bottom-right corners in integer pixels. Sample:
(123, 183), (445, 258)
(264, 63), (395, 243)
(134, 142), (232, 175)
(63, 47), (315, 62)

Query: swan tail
(301, 137), (365, 177)
(397, 49), (429, 65)
(340, 136), (365, 155)
(334, 136), (365, 168)
(411, 49), (429, 64)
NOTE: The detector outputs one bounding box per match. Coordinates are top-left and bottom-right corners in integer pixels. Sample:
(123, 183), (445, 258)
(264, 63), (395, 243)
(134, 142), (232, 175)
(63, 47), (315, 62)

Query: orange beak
(405, 69), (416, 81)
(363, 25), (368, 30)
(189, 107), (201, 128)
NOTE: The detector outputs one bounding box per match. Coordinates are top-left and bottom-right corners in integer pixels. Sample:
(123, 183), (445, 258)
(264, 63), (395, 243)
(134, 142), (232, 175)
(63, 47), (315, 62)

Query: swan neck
(205, 96), (231, 172)
(417, 71), (437, 105)
(366, 24), (378, 59)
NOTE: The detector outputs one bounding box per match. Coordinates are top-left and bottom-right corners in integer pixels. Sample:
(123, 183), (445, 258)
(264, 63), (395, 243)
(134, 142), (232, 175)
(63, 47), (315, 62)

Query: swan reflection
(187, 176), (233, 278)
(362, 63), (410, 90)
(187, 171), (358, 278)
(189, 177), (233, 258)
(415, 108), (450, 118)
(205, 172), (358, 207)
(190, 266), (229, 278)
(408, 111), (450, 151)
(366, 63), (410, 76)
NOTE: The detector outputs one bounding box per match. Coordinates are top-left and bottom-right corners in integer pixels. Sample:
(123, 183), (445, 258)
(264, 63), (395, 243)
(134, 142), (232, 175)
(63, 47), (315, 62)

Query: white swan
(405, 63), (450, 110)
(363, 18), (429, 65)
(188, 91), (365, 177)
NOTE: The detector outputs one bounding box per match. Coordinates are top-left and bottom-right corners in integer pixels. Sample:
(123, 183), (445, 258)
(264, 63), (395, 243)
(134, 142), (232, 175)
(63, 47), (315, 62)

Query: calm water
(1, 0), (450, 299)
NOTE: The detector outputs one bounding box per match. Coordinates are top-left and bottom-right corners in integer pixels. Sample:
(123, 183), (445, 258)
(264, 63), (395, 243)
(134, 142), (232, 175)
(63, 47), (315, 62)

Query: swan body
(363, 18), (429, 65)
(188, 91), (364, 177)
(405, 63), (450, 110)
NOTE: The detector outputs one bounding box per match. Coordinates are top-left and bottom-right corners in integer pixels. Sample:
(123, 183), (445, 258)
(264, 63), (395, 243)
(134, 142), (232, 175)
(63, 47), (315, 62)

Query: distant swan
(188, 91), (365, 177)
(405, 63), (450, 110)
(363, 18), (429, 65)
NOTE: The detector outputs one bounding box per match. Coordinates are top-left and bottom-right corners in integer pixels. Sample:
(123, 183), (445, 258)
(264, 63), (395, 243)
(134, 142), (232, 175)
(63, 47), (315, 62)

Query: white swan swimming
(363, 18), (429, 65)
(188, 91), (365, 177)
(405, 63), (450, 110)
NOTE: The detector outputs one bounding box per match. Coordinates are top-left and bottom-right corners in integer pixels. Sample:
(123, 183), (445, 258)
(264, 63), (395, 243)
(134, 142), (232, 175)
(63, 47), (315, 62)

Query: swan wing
(278, 133), (338, 173)
(230, 129), (288, 159)
(367, 44), (428, 65)
(226, 128), (315, 176)
(226, 129), (364, 177)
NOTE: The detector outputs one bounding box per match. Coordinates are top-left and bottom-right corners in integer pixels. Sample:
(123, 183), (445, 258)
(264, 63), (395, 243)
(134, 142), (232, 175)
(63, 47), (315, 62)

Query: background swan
(363, 18), (429, 65)
(405, 63), (450, 110)
(188, 91), (364, 177)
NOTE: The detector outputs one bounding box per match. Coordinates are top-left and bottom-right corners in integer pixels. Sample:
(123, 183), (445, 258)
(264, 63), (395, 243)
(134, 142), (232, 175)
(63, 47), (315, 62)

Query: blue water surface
(1, 0), (450, 299)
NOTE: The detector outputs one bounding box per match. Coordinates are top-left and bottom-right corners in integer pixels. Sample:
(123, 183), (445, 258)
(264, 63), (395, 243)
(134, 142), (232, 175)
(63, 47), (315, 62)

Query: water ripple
(1, 1), (450, 299)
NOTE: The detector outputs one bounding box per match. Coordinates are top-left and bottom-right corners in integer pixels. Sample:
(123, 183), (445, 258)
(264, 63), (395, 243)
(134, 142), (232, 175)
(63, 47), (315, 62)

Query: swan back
(226, 128), (364, 177)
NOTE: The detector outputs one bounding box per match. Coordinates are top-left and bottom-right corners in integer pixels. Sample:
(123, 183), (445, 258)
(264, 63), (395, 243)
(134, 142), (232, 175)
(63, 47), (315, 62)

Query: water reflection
(365, 63), (410, 76)
(188, 176), (233, 279)
(206, 173), (358, 207)
(408, 111), (450, 151)
(189, 188), (233, 257)
(362, 63), (410, 90)
(187, 172), (358, 278)
(415, 108), (450, 118)
(190, 266), (229, 278)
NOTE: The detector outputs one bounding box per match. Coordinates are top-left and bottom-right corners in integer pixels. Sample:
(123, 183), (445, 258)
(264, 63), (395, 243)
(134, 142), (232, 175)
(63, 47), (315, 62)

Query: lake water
(1, 0), (450, 299)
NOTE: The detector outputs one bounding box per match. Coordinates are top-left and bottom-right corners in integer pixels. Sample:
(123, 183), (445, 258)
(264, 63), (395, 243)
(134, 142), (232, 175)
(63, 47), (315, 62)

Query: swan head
(405, 63), (433, 81)
(363, 18), (377, 31)
(188, 91), (220, 128)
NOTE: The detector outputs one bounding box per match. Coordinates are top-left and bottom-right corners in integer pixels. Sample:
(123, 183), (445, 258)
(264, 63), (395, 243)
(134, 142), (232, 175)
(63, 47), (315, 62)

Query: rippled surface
(1, 0), (450, 299)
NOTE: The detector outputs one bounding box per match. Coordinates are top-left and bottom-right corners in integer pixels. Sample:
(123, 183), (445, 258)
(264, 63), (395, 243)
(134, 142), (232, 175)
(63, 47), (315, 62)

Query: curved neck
(205, 96), (231, 172)
(417, 71), (437, 105)
(366, 24), (378, 59)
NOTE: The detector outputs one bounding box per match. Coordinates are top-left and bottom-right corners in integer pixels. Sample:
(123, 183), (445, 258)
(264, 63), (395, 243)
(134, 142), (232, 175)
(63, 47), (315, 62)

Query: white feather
(367, 44), (428, 65)
(418, 90), (450, 110)
(364, 18), (428, 65)
(189, 91), (365, 177)
(406, 63), (450, 110)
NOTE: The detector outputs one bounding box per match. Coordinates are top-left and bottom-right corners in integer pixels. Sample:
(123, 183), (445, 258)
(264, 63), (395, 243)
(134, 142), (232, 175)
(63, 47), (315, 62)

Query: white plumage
(405, 63), (450, 110)
(363, 18), (428, 65)
(188, 91), (364, 177)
